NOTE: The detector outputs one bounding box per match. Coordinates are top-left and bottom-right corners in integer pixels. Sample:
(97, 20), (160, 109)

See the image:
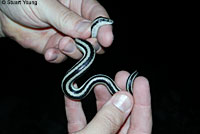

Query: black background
(1, 1), (198, 134)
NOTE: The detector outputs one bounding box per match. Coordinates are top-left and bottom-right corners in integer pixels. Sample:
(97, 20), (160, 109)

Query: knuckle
(59, 9), (74, 23)
(57, 9), (79, 33)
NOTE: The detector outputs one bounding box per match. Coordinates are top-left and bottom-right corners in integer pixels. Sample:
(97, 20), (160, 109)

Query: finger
(59, 0), (82, 15)
(79, 92), (133, 134)
(115, 70), (130, 90)
(114, 70), (132, 134)
(94, 71), (130, 111)
(94, 85), (111, 111)
(97, 25), (114, 48)
(81, 0), (109, 20)
(59, 0), (114, 47)
(44, 47), (67, 63)
(43, 33), (68, 63)
(82, 0), (114, 47)
(128, 76), (152, 134)
(59, 37), (83, 59)
(38, 0), (91, 39)
(59, 37), (104, 61)
(87, 38), (105, 54)
(64, 96), (87, 133)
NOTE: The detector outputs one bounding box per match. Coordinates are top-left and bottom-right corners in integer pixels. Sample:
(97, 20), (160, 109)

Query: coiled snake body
(61, 17), (138, 100)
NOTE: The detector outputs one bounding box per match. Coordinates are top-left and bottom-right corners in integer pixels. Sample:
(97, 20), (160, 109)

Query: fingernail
(76, 20), (91, 33)
(63, 42), (76, 53)
(113, 94), (132, 112)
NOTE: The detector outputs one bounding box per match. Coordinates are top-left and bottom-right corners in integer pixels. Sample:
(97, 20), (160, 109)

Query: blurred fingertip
(115, 71), (130, 90)
(44, 48), (67, 63)
(98, 25), (114, 47)
(44, 48), (58, 61)
(134, 76), (150, 88)
(94, 85), (111, 99)
(59, 37), (76, 54)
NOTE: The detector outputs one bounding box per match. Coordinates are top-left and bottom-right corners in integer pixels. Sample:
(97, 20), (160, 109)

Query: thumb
(38, 0), (91, 38)
(80, 92), (133, 134)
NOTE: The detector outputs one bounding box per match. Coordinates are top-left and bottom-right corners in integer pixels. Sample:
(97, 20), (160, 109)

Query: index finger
(82, 0), (114, 47)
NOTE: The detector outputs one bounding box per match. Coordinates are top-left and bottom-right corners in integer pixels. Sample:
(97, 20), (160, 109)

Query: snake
(61, 16), (138, 100)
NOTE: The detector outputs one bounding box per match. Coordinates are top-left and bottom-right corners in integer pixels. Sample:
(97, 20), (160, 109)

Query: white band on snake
(61, 16), (138, 100)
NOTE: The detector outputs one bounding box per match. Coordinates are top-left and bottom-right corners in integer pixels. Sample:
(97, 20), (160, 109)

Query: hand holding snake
(61, 17), (138, 100)
(1, 1), (152, 133)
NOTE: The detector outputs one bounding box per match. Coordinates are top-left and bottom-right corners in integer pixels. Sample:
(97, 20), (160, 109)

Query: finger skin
(94, 70), (130, 111)
(115, 70), (130, 90)
(1, 0), (113, 64)
(65, 71), (152, 134)
(97, 25), (114, 47)
(115, 70), (132, 133)
(86, 38), (105, 54)
(58, 0), (114, 47)
(114, 71), (153, 134)
(128, 76), (152, 134)
(43, 33), (66, 63)
(79, 92), (133, 134)
(81, 0), (114, 47)
(64, 96), (87, 134)
(44, 48), (67, 63)
(36, 0), (91, 38)
(94, 85), (111, 111)
(59, 36), (83, 59)
(44, 34), (85, 63)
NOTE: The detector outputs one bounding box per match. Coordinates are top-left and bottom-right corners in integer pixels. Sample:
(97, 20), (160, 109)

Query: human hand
(64, 71), (152, 134)
(0, 0), (113, 63)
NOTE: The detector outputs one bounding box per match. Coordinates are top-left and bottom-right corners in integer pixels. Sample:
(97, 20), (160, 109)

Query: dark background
(1, 1), (198, 134)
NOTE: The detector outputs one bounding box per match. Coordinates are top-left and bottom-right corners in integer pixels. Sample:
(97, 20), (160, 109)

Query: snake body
(61, 17), (138, 100)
